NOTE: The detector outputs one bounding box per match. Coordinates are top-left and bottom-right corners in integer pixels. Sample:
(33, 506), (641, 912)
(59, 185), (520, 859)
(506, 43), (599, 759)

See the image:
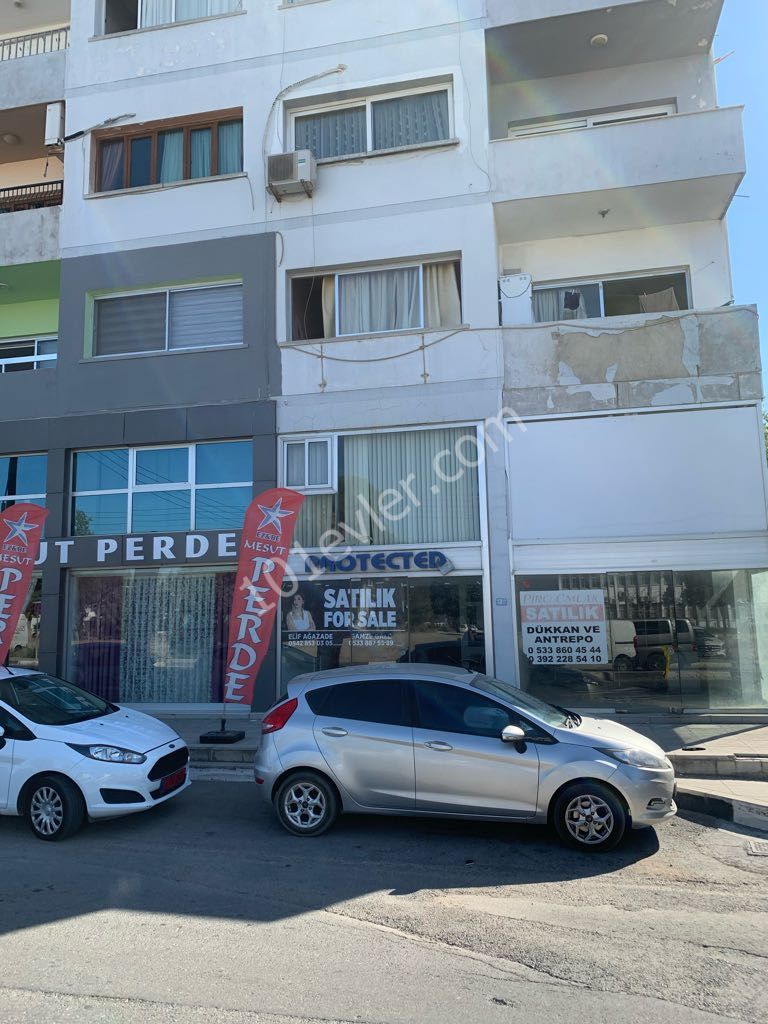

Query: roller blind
(94, 294), (167, 356)
(168, 285), (243, 350)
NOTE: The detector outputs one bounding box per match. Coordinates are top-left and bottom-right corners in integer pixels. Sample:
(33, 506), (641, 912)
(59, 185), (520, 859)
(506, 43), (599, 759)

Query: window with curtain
(93, 282), (243, 357)
(291, 259), (461, 340)
(293, 427), (481, 548)
(104, 0), (242, 35)
(293, 87), (452, 160)
(532, 273), (689, 323)
(95, 110), (243, 192)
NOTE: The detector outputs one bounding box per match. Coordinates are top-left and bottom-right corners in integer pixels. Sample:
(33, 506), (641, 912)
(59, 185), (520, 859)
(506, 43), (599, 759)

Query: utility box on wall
(499, 274), (533, 326)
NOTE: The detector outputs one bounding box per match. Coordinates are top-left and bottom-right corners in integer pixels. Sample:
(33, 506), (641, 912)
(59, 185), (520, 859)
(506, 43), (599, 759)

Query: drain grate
(745, 840), (768, 857)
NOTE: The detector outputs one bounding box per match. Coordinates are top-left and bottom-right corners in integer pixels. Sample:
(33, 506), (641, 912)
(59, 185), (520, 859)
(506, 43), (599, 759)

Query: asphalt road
(1, 783), (767, 1024)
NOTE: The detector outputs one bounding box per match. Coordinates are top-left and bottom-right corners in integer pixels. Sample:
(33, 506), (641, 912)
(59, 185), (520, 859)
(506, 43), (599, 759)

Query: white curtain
(321, 276), (336, 338)
(533, 287), (587, 323)
(217, 120), (243, 174)
(295, 106), (367, 160)
(119, 574), (215, 703)
(338, 267), (421, 336)
(158, 130), (183, 184)
(99, 140), (124, 192)
(372, 90), (450, 150)
(140, 0), (173, 28)
(342, 428), (481, 545)
(424, 262), (461, 328)
(190, 128), (212, 178)
(176, 0), (207, 18)
(640, 287), (680, 313)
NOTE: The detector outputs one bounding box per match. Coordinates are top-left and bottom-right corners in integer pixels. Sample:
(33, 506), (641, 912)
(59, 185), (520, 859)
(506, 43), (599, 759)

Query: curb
(676, 788), (768, 834)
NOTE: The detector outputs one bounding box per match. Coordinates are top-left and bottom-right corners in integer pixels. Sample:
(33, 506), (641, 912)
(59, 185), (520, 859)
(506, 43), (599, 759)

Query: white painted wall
(499, 220), (733, 310)
(508, 406), (768, 541)
(489, 55), (716, 140)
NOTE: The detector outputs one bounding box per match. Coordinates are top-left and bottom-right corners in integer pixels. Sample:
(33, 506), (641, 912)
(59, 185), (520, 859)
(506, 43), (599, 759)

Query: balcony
(0, 25), (68, 110)
(501, 306), (761, 417)
(0, 336), (57, 374)
(491, 107), (745, 243)
(0, 27), (69, 62)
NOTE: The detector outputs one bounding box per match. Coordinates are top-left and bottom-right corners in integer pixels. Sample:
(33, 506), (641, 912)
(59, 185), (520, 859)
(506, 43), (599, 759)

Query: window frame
(0, 336), (57, 374)
(70, 441), (253, 535)
(289, 82), (454, 162)
(91, 279), (244, 359)
(508, 102), (677, 139)
(0, 453), (47, 510)
(93, 108), (243, 194)
(281, 435), (337, 495)
(531, 267), (691, 322)
(290, 256), (461, 342)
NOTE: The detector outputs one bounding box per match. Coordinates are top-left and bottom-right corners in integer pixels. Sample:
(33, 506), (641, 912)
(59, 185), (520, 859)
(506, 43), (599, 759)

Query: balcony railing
(0, 338), (57, 374)
(0, 26), (70, 62)
(0, 180), (63, 214)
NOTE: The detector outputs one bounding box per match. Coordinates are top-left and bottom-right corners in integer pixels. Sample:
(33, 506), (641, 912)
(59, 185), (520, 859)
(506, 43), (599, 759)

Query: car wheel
(275, 771), (339, 837)
(646, 652), (666, 673)
(553, 782), (626, 851)
(613, 655), (633, 672)
(26, 776), (86, 842)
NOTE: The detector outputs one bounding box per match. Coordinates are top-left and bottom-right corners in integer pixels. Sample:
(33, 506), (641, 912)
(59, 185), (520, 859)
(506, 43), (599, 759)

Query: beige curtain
(424, 262), (462, 328)
(322, 276), (336, 338)
(639, 287), (679, 314)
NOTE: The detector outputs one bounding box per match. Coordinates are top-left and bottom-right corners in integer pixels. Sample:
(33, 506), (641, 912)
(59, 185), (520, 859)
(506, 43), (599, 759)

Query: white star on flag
(257, 498), (295, 535)
(3, 511), (40, 545)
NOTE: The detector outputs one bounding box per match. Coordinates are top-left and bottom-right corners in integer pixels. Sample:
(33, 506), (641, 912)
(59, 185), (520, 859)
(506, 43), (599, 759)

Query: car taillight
(633, 636), (638, 651)
(261, 698), (298, 734)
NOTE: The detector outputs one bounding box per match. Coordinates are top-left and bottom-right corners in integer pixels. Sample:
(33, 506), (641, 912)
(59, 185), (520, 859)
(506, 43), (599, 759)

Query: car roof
(288, 662), (476, 690)
(0, 666), (41, 679)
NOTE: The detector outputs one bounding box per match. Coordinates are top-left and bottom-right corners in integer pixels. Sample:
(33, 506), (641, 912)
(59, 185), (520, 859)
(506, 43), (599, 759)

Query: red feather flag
(0, 504), (49, 666)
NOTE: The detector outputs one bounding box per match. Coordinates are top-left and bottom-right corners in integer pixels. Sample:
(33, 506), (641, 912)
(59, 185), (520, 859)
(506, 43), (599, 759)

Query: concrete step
(677, 778), (768, 834)
(668, 751), (768, 780)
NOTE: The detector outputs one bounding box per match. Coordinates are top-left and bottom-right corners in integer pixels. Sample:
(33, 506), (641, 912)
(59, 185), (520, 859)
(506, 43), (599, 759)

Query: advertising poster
(520, 589), (608, 666)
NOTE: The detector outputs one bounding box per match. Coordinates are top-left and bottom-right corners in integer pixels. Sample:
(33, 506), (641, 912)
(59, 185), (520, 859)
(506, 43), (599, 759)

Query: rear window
(307, 680), (406, 727)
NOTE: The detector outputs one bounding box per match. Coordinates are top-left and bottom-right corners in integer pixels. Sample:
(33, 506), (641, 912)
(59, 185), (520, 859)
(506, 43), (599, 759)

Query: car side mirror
(501, 724), (527, 752)
(0, 726), (4, 739)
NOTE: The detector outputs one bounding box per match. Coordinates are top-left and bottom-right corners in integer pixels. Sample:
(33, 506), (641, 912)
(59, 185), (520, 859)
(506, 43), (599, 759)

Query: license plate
(160, 767), (187, 794)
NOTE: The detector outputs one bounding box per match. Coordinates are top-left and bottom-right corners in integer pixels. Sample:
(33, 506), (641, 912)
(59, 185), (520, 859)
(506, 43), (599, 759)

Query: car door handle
(425, 741), (453, 752)
(321, 727), (348, 738)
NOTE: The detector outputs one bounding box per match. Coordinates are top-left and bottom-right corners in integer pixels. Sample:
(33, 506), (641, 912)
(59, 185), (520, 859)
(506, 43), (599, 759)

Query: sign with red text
(224, 489), (305, 705)
(520, 589), (608, 666)
(0, 504), (49, 666)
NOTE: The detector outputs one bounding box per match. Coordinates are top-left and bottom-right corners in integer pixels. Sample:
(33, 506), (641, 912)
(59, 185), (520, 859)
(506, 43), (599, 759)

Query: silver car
(254, 665), (676, 851)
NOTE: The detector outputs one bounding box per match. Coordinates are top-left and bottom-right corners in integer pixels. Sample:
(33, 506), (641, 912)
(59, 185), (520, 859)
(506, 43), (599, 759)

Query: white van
(607, 619), (637, 671)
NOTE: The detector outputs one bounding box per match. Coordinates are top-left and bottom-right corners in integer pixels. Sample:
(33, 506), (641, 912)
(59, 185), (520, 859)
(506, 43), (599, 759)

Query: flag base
(199, 728), (246, 744)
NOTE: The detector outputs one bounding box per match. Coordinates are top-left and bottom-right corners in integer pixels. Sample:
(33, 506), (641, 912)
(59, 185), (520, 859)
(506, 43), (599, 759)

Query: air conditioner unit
(267, 150), (317, 201)
(45, 101), (65, 150)
(499, 274), (533, 326)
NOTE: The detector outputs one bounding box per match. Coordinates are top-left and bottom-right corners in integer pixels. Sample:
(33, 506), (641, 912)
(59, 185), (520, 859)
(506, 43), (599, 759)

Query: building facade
(1, 0), (766, 716)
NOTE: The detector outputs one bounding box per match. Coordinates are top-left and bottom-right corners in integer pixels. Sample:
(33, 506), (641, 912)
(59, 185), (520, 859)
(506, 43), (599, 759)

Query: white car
(0, 667), (190, 841)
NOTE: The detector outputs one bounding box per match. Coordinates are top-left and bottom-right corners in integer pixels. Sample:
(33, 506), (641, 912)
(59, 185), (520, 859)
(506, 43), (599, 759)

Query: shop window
(291, 426), (481, 549)
(290, 259), (462, 340)
(71, 441), (252, 536)
(92, 282), (243, 357)
(0, 453), (47, 514)
(8, 576), (42, 671)
(532, 272), (689, 322)
(515, 570), (768, 712)
(67, 568), (236, 704)
(103, 1), (243, 36)
(292, 85), (452, 161)
(281, 576), (485, 687)
(95, 111), (243, 192)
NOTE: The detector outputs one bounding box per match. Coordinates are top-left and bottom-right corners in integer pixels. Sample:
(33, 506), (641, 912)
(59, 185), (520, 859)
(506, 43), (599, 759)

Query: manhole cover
(745, 840), (768, 857)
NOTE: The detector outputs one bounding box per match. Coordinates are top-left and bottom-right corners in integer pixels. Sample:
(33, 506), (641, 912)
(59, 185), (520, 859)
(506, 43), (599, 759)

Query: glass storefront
(516, 570), (768, 710)
(281, 576), (486, 686)
(8, 576), (42, 670)
(67, 567), (235, 703)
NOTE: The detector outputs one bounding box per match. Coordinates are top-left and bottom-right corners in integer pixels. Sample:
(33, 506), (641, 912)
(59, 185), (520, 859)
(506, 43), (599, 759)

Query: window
(95, 111), (242, 192)
(307, 680), (408, 727)
(0, 454), (46, 514)
(291, 259), (461, 340)
(283, 436), (335, 493)
(103, 0), (243, 35)
(413, 681), (522, 738)
(0, 337), (56, 374)
(508, 103), (676, 139)
(292, 85), (452, 161)
(71, 441), (252, 535)
(532, 272), (689, 323)
(93, 282), (243, 357)
(291, 426), (481, 548)
(0, 706), (35, 741)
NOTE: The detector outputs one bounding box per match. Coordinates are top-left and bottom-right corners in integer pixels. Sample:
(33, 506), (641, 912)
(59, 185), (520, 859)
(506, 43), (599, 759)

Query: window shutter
(94, 294), (167, 356)
(168, 285), (243, 350)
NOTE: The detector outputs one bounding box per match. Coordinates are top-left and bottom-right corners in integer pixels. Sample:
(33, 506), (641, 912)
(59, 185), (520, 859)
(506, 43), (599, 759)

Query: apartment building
(1, 0), (765, 716)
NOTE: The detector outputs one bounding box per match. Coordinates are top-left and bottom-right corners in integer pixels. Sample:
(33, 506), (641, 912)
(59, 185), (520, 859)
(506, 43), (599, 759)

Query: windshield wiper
(554, 705), (581, 729)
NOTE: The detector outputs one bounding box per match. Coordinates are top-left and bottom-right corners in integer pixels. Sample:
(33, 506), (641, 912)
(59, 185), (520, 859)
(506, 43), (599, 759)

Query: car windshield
(0, 673), (114, 726)
(471, 673), (571, 727)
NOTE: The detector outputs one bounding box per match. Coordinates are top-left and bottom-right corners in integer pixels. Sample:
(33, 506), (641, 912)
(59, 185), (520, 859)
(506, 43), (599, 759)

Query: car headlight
(596, 747), (670, 770)
(68, 743), (146, 764)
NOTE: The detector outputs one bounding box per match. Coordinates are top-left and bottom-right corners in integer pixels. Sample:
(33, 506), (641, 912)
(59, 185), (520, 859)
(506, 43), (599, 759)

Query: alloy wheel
(283, 781), (327, 831)
(564, 793), (614, 845)
(30, 786), (65, 837)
